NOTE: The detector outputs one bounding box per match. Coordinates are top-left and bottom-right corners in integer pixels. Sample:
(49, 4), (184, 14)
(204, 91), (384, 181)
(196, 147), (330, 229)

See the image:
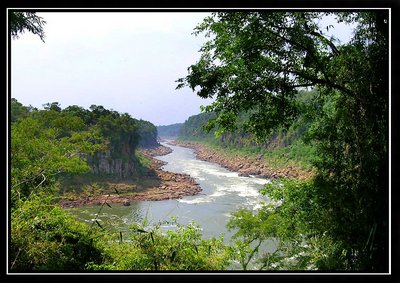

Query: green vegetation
(137, 120), (159, 148)
(157, 123), (183, 138)
(90, 218), (230, 270)
(11, 195), (104, 271)
(10, 101), (104, 270)
(9, 11), (46, 42)
(177, 11), (388, 271)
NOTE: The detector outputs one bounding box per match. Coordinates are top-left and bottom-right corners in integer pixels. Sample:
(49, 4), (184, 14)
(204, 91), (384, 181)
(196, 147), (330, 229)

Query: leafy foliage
(178, 11), (389, 271)
(10, 195), (104, 271)
(180, 112), (216, 139)
(92, 218), (231, 271)
(137, 119), (159, 148)
(10, 113), (104, 208)
(10, 98), (36, 122)
(10, 101), (109, 270)
(176, 12), (340, 141)
(9, 11), (46, 42)
(228, 178), (371, 270)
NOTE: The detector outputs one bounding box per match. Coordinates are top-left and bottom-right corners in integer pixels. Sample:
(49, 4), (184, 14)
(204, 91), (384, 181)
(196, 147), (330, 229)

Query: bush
(90, 218), (232, 271)
(10, 195), (104, 271)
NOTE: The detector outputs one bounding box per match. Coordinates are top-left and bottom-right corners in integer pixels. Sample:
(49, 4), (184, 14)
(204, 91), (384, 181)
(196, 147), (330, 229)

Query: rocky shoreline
(59, 145), (202, 208)
(168, 140), (314, 180)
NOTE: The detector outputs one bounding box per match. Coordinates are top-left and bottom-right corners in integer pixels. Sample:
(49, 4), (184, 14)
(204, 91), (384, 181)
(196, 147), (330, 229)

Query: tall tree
(177, 11), (388, 271)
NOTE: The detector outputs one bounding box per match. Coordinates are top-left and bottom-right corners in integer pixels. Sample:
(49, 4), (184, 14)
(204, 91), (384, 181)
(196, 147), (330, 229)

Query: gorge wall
(87, 150), (138, 179)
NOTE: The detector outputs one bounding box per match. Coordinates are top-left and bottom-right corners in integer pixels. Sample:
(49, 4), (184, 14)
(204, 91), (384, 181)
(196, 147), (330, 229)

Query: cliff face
(86, 119), (159, 179)
(87, 144), (138, 180)
(88, 152), (136, 179)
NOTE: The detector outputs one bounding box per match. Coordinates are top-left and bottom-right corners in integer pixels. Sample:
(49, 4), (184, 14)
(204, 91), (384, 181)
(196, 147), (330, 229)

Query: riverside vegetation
(10, 10), (389, 272)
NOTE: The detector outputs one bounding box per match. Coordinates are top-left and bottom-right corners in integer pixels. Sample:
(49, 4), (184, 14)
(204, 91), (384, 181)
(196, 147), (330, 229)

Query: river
(69, 142), (271, 242)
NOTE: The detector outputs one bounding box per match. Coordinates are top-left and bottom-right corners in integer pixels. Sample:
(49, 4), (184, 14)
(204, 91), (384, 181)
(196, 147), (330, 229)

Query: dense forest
(9, 10), (389, 272)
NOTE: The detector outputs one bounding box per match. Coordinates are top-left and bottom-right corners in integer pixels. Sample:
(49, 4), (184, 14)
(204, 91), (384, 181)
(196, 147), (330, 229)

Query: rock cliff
(88, 151), (138, 179)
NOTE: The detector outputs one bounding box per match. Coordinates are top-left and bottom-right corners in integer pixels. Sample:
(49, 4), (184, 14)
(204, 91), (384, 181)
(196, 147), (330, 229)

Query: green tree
(93, 219), (231, 271)
(178, 11), (388, 271)
(10, 113), (104, 207)
(10, 109), (106, 271)
(10, 98), (36, 123)
(43, 102), (62, 112)
(9, 11), (46, 42)
(10, 195), (104, 271)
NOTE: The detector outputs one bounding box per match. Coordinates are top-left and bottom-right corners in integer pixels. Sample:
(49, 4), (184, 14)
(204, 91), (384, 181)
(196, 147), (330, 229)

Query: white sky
(10, 11), (354, 126)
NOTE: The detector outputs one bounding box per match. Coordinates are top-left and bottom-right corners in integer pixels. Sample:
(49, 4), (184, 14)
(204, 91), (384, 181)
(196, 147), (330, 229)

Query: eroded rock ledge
(59, 145), (201, 208)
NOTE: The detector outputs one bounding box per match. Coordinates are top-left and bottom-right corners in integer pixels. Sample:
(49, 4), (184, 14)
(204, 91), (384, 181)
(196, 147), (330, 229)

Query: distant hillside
(178, 89), (317, 150)
(157, 123), (183, 138)
(178, 111), (304, 150)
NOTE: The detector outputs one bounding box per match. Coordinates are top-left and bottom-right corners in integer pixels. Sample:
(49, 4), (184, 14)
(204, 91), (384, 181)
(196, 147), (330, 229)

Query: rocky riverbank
(59, 145), (202, 208)
(168, 140), (314, 180)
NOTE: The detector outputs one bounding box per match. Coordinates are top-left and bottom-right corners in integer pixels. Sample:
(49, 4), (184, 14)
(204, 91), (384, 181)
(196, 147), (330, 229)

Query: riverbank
(59, 145), (202, 208)
(168, 140), (314, 180)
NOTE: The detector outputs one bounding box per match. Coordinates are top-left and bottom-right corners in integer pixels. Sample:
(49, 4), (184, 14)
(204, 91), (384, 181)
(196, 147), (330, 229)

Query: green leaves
(178, 10), (388, 271)
(177, 11), (356, 143)
(10, 112), (106, 206)
(10, 195), (103, 271)
(95, 219), (231, 271)
(10, 11), (46, 42)
(228, 178), (344, 270)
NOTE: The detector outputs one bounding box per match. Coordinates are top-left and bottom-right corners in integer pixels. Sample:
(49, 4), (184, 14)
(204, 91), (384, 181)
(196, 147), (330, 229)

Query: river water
(69, 142), (271, 242)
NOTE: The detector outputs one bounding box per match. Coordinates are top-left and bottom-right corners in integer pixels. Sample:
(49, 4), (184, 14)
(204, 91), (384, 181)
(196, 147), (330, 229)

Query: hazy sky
(10, 11), (354, 126)
(11, 12), (214, 126)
